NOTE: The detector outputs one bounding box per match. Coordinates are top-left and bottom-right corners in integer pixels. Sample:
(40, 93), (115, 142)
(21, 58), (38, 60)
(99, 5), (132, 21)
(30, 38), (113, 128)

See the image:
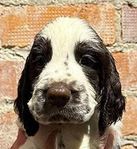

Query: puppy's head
(15, 17), (125, 136)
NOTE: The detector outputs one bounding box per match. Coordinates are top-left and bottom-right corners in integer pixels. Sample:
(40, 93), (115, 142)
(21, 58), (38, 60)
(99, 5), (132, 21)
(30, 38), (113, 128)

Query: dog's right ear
(14, 56), (39, 136)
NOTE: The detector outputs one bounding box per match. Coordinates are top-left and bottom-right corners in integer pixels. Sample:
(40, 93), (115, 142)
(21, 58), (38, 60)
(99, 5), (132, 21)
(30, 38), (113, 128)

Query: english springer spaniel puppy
(14, 17), (125, 149)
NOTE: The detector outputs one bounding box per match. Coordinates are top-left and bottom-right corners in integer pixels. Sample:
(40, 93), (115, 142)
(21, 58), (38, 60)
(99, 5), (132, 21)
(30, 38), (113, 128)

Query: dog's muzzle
(28, 81), (97, 124)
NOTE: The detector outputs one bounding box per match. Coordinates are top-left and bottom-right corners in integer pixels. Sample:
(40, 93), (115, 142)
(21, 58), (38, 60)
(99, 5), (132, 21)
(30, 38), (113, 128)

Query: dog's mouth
(49, 114), (70, 122)
(32, 104), (94, 124)
(48, 106), (89, 122)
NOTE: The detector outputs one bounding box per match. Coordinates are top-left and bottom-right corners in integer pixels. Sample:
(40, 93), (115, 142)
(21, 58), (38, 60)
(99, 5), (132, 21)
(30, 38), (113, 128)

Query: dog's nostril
(47, 82), (71, 107)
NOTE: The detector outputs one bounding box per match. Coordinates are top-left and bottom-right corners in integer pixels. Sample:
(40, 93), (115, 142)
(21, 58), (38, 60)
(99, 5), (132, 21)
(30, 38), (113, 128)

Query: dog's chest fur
(20, 125), (99, 149)
(20, 113), (99, 149)
(55, 124), (99, 149)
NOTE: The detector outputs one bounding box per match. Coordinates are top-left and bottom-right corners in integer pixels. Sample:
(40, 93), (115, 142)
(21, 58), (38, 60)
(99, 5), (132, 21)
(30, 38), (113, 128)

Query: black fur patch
(14, 35), (52, 136)
(75, 41), (125, 136)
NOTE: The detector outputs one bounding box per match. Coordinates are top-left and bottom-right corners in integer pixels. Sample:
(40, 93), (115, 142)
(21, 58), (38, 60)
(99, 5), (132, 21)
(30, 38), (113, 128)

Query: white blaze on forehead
(40, 17), (98, 61)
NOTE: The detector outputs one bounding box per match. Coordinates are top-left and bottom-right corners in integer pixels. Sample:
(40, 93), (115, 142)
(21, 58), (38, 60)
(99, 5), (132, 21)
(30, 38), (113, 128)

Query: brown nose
(47, 82), (71, 107)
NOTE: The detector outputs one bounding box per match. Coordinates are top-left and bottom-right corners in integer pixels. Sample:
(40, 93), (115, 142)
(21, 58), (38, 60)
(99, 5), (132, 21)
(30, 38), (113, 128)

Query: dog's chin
(31, 105), (95, 125)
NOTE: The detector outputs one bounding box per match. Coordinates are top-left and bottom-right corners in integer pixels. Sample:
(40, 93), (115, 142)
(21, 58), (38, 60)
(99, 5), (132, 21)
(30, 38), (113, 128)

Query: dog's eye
(80, 55), (98, 69)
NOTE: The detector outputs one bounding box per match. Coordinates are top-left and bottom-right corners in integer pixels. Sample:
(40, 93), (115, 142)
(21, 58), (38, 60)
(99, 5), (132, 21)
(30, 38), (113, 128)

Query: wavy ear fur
(99, 51), (125, 136)
(14, 56), (39, 136)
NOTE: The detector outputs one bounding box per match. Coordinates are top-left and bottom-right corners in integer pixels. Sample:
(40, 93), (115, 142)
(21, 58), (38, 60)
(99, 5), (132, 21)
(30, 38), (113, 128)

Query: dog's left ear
(14, 56), (39, 136)
(98, 47), (125, 136)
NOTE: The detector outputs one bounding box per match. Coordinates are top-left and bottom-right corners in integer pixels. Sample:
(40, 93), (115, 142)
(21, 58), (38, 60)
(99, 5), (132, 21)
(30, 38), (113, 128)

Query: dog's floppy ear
(14, 56), (39, 136)
(98, 50), (125, 135)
